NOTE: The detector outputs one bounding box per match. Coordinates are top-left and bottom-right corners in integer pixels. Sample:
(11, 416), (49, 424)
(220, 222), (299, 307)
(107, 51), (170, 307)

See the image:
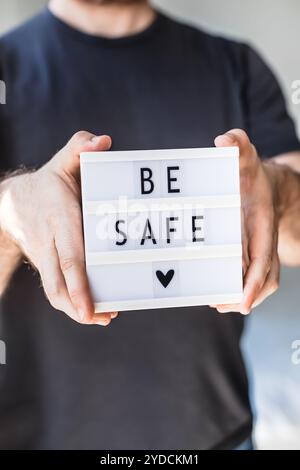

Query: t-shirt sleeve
(241, 44), (300, 158)
(0, 47), (11, 176)
(0, 64), (6, 175)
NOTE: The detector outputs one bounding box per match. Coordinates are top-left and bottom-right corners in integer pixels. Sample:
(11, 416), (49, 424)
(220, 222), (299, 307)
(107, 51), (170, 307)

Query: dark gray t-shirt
(0, 9), (299, 450)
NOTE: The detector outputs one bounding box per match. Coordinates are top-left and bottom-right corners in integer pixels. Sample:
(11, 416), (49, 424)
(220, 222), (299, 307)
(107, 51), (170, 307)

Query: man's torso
(0, 9), (254, 449)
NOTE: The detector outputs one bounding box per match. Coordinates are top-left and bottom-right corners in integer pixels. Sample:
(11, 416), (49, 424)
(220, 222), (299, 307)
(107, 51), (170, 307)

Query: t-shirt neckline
(44, 7), (166, 47)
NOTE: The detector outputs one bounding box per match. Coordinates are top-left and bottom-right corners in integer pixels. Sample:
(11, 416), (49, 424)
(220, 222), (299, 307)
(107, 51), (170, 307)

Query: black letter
(141, 219), (157, 245)
(115, 219), (127, 246)
(192, 215), (204, 243)
(167, 166), (180, 193)
(166, 217), (178, 244)
(140, 168), (154, 195)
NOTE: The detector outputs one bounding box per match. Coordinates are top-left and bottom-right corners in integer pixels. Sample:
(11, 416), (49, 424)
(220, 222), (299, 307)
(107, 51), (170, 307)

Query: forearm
(0, 231), (22, 296)
(0, 178), (22, 296)
(264, 156), (300, 266)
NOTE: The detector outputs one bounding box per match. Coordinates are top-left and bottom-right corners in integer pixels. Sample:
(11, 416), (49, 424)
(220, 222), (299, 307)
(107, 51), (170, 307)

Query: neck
(48, 0), (156, 38)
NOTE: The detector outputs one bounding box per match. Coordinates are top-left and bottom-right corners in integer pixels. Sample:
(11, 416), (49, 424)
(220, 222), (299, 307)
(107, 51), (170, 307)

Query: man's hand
(212, 129), (280, 315)
(0, 131), (117, 326)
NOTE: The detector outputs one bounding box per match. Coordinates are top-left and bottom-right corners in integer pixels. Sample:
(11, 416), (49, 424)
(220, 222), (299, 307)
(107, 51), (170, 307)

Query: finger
(252, 247), (280, 309)
(211, 304), (242, 314)
(51, 131), (112, 178)
(110, 312), (119, 319)
(39, 241), (81, 320)
(39, 241), (113, 326)
(215, 128), (262, 190)
(241, 208), (250, 275)
(215, 128), (257, 164)
(215, 128), (251, 149)
(240, 253), (272, 315)
(209, 213), (248, 315)
(224, 227), (274, 316)
(94, 312), (119, 325)
(242, 210), (276, 314)
(54, 204), (106, 324)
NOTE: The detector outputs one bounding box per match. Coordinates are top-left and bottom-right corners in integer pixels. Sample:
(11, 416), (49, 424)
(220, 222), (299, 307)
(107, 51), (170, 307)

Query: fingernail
(225, 133), (238, 145)
(110, 312), (118, 319)
(77, 308), (85, 322)
(91, 135), (101, 143)
(225, 132), (235, 139)
(241, 307), (250, 315)
(96, 318), (111, 327)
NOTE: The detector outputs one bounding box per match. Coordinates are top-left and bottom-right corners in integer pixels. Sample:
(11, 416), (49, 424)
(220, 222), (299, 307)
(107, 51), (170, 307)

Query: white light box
(80, 147), (243, 312)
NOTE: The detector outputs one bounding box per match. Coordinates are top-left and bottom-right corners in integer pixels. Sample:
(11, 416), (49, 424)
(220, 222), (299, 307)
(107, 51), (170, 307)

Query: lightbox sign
(80, 147), (243, 312)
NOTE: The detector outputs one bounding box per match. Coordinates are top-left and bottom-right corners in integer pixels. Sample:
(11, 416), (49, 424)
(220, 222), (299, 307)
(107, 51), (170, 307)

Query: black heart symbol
(156, 270), (175, 288)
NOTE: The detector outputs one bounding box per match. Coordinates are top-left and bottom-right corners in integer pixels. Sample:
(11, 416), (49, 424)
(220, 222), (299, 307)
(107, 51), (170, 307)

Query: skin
(0, 132), (118, 325)
(48, 0), (155, 38)
(213, 130), (300, 314)
(1, 0), (300, 324)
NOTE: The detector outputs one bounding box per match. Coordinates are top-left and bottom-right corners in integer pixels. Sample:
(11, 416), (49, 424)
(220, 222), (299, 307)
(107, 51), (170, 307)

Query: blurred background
(1, 0), (300, 450)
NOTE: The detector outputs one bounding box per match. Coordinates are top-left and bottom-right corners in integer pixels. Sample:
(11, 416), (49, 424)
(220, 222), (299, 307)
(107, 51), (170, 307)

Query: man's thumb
(51, 131), (112, 177)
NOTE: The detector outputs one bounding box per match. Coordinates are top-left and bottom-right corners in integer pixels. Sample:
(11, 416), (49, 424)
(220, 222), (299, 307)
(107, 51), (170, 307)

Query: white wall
(1, 0), (300, 450)
(0, 0), (46, 33)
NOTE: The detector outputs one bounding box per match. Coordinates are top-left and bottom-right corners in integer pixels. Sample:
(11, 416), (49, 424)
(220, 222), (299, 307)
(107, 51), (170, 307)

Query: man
(0, 0), (300, 450)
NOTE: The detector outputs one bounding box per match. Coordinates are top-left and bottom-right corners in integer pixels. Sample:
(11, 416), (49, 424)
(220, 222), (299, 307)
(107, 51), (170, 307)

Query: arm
(0, 220), (21, 296)
(0, 131), (117, 326)
(265, 152), (300, 266)
(0, 169), (33, 295)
